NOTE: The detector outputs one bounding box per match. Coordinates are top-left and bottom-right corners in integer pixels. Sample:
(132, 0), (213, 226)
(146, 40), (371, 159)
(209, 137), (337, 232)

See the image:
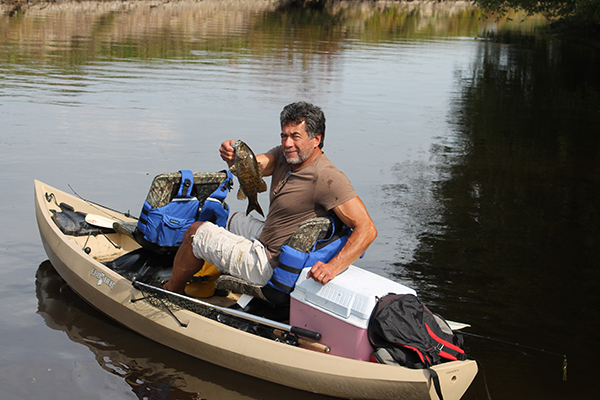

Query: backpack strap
(428, 368), (445, 400)
(427, 324), (467, 361)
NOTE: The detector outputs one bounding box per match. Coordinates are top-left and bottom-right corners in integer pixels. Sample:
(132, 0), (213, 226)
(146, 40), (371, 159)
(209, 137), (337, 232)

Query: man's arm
(306, 196), (378, 284)
(220, 140), (276, 177)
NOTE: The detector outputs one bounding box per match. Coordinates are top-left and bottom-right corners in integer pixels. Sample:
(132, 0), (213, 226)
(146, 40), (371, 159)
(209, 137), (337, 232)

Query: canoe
(34, 179), (478, 400)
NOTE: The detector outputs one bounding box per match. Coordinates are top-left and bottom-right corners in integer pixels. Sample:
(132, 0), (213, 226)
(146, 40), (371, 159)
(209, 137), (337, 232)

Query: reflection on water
(0, 0), (503, 114)
(3, 1), (599, 399)
(0, 1), (497, 68)
(403, 29), (600, 400)
(35, 261), (332, 400)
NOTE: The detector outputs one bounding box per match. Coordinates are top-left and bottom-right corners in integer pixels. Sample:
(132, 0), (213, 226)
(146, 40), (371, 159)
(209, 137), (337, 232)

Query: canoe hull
(34, 179), (478, 400)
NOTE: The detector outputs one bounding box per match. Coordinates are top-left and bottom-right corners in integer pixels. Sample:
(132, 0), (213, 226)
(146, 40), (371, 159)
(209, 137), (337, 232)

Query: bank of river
(0, 0), (478, 17)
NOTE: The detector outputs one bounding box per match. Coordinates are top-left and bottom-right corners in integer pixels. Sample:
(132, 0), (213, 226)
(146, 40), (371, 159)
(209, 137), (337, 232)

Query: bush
(476, 0), (600, 25)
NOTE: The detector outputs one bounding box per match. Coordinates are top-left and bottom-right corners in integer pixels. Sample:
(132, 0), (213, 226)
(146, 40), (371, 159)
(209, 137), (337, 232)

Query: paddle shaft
(134, 281), (322, 341)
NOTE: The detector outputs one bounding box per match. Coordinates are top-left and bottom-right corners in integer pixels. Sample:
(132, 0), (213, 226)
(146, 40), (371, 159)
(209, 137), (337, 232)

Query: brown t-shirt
(259, 146), (357, 266)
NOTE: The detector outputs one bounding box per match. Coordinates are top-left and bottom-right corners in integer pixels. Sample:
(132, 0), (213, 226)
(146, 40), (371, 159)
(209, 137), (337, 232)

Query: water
(2, 1), (599, 399)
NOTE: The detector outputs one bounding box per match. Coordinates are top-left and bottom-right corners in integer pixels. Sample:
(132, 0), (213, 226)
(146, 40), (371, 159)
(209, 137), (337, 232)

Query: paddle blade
(85, 214), (116, 228)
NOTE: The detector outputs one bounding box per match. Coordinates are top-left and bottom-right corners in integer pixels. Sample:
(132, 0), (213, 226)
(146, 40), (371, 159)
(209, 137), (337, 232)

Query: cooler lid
(291, 266), (417, 326)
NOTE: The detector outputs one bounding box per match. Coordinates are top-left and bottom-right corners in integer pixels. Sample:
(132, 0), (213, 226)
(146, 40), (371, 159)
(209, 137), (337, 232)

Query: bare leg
(163, 221), (205, 294)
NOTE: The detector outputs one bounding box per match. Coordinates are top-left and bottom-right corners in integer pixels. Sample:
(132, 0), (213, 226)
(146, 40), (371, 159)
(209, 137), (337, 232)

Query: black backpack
(368, 294), (467, 400)
(368, 293), (466, 366)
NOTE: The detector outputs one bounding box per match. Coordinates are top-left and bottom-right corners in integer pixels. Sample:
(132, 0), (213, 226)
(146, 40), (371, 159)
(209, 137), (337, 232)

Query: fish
(230, 140), (267, 217)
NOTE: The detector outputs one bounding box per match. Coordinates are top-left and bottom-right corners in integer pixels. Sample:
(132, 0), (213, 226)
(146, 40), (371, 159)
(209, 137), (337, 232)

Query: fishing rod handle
(290, 326), (321, 341)
(273, 330), (330, 353)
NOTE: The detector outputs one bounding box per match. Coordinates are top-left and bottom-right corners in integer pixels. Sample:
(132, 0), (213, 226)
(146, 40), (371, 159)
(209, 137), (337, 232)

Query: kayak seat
(117, 171), (231, 255)
(215, 217), (334, 309)
(214, 275), (272, 303)
(143, 171), (230, 210)
(113, 221), (138, 240)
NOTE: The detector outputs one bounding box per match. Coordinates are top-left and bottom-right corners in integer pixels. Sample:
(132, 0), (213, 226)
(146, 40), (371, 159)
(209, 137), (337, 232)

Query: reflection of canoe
(34, 179), (478, 400)
(34, 260), (318, 400)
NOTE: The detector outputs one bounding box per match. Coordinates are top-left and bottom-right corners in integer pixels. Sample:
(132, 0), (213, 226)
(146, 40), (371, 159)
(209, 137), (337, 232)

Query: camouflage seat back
(145, 171), (230, 209)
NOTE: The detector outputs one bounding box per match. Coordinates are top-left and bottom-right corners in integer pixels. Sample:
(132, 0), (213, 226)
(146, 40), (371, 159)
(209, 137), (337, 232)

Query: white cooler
(290, 265), (416, 361)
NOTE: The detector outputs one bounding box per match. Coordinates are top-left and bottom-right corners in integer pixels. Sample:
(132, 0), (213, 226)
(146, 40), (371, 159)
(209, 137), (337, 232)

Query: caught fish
(231, 140), (267, 217)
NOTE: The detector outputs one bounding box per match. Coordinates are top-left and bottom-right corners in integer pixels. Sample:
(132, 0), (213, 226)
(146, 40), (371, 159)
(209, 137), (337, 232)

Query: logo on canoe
(90, 268), (115, 290)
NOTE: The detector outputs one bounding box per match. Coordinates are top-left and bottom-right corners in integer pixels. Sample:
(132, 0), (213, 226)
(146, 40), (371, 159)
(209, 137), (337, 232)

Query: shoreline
(3, 0), (598, 47)
(1, 0), (477, 12)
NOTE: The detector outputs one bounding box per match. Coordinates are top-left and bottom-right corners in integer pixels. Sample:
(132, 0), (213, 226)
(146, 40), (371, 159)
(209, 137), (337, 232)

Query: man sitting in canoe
(163, 101), (377, 295)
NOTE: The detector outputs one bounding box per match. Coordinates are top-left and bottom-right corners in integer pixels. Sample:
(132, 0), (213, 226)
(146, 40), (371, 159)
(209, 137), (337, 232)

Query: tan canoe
(34, 179), (478, 400)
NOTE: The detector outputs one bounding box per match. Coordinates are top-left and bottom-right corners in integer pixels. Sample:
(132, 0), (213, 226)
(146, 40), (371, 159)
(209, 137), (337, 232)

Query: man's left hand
(307, 261), (333, 284)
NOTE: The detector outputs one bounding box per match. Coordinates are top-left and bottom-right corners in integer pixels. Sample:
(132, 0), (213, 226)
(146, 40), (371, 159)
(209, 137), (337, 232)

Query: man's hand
(307, 261), (334, 284)
(219, 140), (237, 168)
(220, 140), (275, 177)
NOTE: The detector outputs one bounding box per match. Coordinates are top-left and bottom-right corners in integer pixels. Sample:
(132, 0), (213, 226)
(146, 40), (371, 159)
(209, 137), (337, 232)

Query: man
(163, 102), (377, 295)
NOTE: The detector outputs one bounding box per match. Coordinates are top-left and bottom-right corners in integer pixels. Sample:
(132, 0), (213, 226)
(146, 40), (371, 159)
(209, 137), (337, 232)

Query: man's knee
(184, 221), (203, 243)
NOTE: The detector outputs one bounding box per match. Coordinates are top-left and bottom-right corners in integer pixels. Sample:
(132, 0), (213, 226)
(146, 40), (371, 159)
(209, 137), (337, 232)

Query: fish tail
(246, 201), (265, 217)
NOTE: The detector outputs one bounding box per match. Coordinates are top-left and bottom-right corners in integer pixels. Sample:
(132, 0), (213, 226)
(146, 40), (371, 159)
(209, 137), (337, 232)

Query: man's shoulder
(314, 153), (347, 176)
(314, 154), (356, 210)
(314, 153), (337, 168)
(314, 154), (355, 192)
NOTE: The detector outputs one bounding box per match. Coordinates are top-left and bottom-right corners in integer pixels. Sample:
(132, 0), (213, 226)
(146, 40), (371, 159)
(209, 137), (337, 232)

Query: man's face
(280, 121), (320, 166)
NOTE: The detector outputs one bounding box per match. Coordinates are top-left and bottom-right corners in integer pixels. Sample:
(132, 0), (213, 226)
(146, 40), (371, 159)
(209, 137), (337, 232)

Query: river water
(1, 1), (599, 399)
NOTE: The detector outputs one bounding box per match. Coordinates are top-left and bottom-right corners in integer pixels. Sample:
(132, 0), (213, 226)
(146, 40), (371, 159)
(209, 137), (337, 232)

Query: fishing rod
(132, 280), (323, 342)
(68, 184), (138, 221)
(461, 331), (568, 381)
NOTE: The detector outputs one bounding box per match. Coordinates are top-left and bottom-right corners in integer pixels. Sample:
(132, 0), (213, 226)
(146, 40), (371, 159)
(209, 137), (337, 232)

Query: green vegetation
(476, 0), (600, 32)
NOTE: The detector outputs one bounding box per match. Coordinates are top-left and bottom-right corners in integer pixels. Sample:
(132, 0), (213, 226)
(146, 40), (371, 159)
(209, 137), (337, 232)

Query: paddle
(133, 281), (322, 341)
(85, 213), (117, 229)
